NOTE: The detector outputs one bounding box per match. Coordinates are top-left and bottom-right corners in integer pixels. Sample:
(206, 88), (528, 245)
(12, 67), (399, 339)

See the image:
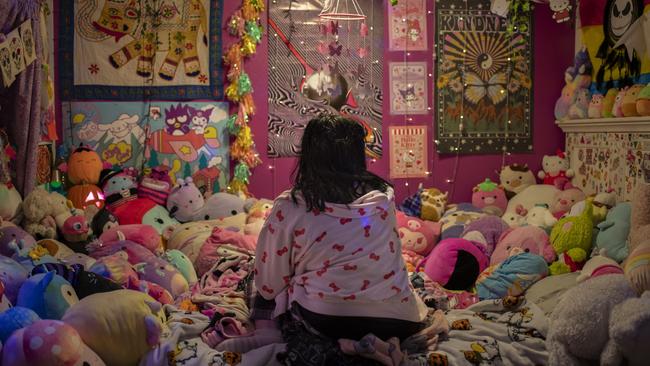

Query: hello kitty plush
(538, 150), (574, 190)
(588, 94), (604, 118)
(550, 0), (572, 23)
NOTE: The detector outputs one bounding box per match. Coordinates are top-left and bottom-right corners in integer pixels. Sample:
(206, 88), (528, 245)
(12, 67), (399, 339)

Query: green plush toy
(549, 200), (594, 275)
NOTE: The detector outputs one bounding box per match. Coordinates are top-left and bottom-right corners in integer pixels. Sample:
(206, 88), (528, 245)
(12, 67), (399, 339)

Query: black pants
(296, 303), (424, 342)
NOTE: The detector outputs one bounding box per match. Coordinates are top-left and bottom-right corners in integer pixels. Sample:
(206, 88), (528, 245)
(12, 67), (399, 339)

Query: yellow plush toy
(420, 188), (448, 222)
(549, 200), (594, 275)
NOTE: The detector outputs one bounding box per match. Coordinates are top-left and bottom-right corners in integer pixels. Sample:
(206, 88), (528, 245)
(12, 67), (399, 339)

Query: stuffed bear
(538, 150), (574, 190)
(21, 188), (68, 239)
(499, 163), (537, 199)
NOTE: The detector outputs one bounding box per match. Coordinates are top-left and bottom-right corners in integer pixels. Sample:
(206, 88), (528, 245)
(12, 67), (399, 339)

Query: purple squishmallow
(0, 226), (37, 257)
(166, 177), (204, 223)
(418, 238), (489, 291)
(460, 216), (510, 258)
(491, 226), (556, 266)
(0, 256), (28, 303)
(89, 239), (188, 297)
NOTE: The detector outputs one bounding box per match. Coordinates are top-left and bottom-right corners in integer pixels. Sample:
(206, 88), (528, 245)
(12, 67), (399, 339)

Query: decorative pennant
(7, 28), (26, 78)
(389, 125), (428, 179)
(18, 20), (36, 66)
(389, 62), (428, 115)
(0, 40), (14, 87)
(435, 0), (533, 155)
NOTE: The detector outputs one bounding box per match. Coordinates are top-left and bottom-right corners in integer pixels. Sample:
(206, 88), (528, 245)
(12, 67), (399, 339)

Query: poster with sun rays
(435, 0), (533, 155)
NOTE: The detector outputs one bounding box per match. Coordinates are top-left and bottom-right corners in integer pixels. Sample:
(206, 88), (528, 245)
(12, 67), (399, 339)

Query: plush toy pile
(0, 140), (648, 365)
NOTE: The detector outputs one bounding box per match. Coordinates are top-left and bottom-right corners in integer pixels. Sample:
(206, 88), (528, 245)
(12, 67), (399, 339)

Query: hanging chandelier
(319, 0), (366, 21)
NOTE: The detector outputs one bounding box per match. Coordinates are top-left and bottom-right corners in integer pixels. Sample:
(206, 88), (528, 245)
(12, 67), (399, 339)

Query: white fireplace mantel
(556, 117), (650, 133)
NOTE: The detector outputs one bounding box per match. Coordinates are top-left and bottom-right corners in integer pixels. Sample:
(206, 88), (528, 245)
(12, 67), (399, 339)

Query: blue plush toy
(0, 307), (40, 343)
(476, 252), (549, 300)
(16, 272), (79, 320)
(595, 202), (632, 263)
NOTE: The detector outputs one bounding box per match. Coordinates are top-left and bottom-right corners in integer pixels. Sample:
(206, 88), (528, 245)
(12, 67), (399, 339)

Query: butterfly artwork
(330, 21), (339, 35)
(360, 22), (369, 37)
(329, 41), (343, 56)
(462, 72), (507, 105)
(358, 47), (368, 58)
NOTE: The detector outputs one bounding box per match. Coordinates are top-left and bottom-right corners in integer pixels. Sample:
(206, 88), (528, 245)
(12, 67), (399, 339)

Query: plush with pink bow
(1, 319), (105, 366)
(491, 226), (556, 266)
(196, 227), (257, 276)
(538, 150), (574, 190)
(396, 210), (440, 270)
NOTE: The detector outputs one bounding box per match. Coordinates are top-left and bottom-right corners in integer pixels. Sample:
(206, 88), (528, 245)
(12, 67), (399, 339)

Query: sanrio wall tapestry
(62, 101), (229, 189)
(59, 0), (223, 100)
(389, 126), (428, 179)
(435, 0), (533, 155)
(267, 0), (384, 158)
(388, 0), (428, 51)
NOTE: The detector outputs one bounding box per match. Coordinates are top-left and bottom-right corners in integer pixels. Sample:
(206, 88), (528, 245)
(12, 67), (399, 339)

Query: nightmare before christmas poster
(435, 0), (533, 155)
(267, 0), (384, 158)
(579, 0), (650, 92)
(62, 101), (229, 189)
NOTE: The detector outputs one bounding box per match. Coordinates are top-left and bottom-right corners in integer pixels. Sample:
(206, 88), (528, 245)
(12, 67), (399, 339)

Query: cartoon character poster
(267, 0), (384, 158)
(435, 0), (533, 155)
(389, 62), (428, 115)
(388, 0), (428, 51)
(389, 126), (428, 179)
(62, 101), (229, 189)
(580, 0), (650, 92)
(59, 1), (223, 100)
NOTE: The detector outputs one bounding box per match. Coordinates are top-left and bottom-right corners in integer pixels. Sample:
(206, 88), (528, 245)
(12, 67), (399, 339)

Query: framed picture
(389, 125), (428, 179)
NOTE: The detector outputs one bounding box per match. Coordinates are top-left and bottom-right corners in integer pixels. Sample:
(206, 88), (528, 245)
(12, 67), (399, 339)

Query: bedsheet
(145, 297), (549, 366)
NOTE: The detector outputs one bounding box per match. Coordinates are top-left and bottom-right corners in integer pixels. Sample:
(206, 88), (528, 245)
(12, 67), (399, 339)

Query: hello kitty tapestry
(435, 0), (533, 155)
(267, 0), (384, 158)
(62, 101), (229, 190)
(58, 0), (223, 100)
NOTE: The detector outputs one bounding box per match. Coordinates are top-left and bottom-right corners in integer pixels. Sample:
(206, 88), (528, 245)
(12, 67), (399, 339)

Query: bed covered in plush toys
(0, 140), (649, 366)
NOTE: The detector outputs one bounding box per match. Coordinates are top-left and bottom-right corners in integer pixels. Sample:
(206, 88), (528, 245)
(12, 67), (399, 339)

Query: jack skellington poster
(596, 0), (644, 90)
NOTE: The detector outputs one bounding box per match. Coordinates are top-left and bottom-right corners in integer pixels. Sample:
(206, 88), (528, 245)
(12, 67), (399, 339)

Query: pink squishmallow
(418, 238), (489, 291)
(97, 224), (162, 255)
(491, 226), (556, 265)
(1, 320), (105, 366)
(396, 211), (440, 256)
(550, 187), (585, 219)
(471, 179), (508, 216)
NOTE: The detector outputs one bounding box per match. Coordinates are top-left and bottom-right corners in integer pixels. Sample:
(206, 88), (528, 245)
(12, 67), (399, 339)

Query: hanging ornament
(247, 0), (265, 12)
(241, 35), (257, 56)
(357, 47), (368, 58)
(549, 0), (572, 23)
(224, 44), (242, 66)
(390, 0), (398, 6)
(234, 163), (251, 184)
(328, 41), (343, 56)
(225, 83), (240, 102)
(227, 114), (240, 134)
(228, 12), (245, 36)
(359, 22), (368, 37)
(320, 0), (366, 21)
(238, 73), (253, 95)
(245, 21), (263, 43)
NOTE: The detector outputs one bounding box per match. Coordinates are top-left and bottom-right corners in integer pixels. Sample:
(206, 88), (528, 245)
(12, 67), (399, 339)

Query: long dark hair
(291, 115), (390, 212)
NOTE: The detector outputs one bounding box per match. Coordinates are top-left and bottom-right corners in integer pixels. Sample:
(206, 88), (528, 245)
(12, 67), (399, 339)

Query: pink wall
(230, 1), (575, 203)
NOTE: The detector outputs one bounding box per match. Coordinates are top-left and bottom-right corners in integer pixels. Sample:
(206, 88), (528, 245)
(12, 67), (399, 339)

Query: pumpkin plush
(68, 184), (105, 210)
(60, 146), (106, 185)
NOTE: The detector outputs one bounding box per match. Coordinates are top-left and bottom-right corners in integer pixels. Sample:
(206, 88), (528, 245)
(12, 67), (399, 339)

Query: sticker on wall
(435, 0), (533, 155)
(389, 125), (428, 179)
(7, 28), (26, 78)
(267, 0), (384, 158)
(18, 20), (36, 66)
(388, 0), (428, 51)
(58, 1), (224, 100)
(389, 62), (428, 115)
(62, 101), (230, 190)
